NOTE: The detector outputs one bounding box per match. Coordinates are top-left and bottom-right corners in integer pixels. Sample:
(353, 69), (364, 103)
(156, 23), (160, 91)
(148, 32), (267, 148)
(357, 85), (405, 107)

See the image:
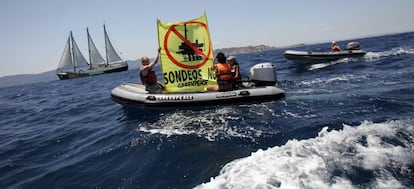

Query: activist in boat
(139, 50), (235, 93)
(204, 52), (234, 92)
(139, 47), (164, 93)
(110, 12), (285, 108)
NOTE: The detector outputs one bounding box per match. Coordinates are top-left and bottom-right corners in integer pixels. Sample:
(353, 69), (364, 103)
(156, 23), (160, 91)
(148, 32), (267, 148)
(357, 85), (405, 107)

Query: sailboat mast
(87, 27), (93, 70)
(69, 31), (76, 73)
(104, 24), (109, 66)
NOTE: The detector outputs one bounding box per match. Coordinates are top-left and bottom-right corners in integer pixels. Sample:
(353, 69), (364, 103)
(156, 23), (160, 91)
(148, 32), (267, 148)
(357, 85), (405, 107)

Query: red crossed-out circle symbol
(163, 21), (211, 69)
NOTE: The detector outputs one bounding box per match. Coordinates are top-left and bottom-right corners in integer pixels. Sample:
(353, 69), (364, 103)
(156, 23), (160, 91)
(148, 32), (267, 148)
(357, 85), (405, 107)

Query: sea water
(1, 32), (413, 188)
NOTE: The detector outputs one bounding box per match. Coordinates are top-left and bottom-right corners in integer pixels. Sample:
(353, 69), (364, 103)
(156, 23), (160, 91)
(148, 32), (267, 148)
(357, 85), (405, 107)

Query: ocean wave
(308, 57), (361, 71)
(297, 74), (367, 86)
(195, 119), (414, 189)
(365, 46), (414, 62)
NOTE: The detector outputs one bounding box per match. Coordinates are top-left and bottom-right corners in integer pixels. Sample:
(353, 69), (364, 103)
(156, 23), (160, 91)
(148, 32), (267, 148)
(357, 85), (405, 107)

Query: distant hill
(214, 44), (304, 55)
(126, 60), (140, 70)
(215, 45), (278, 55)
(0, 70), (57, 88)
(0, 60), (140, 88)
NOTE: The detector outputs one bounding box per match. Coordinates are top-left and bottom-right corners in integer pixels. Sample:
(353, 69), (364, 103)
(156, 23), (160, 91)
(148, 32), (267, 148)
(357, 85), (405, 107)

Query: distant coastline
(215, 44), (304, 55)
(0, 70), (58, 88)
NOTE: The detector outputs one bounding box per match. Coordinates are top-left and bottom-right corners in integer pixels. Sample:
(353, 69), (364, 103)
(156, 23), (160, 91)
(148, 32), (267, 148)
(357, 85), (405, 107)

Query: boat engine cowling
(249, 63), (277, 86)
(346, 42), (360, 50)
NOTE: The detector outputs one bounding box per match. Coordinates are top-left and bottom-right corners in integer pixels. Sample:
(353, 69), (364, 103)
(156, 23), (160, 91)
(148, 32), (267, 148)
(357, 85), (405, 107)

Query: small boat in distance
(56, 25), (128, 80)
(283, 42), (366, 64)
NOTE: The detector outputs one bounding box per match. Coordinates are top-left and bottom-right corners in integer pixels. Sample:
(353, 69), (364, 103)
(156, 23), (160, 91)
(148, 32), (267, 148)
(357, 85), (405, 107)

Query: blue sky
(1, 0), (413, 77)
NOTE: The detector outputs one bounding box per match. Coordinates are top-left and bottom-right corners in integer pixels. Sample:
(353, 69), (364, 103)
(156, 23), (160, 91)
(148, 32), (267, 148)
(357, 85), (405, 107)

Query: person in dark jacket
(227, 55), (241, 89)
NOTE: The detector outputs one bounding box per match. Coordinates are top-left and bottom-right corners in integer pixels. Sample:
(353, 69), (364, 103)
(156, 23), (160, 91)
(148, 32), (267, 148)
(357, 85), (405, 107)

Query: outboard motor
(249, 63), (277, 86)
(346, 42), (360, 50)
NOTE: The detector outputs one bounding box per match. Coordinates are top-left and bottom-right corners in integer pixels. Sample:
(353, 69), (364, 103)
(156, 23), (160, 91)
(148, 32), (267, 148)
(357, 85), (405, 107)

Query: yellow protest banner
(157, 12), (217, 93)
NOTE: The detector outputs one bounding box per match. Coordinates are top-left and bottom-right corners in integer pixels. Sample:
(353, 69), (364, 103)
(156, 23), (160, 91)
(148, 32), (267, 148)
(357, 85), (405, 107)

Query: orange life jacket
(216, 63), (232, 81)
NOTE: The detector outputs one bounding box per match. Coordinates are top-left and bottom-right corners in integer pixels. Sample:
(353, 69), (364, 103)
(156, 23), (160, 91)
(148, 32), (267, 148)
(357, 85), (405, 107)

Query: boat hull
(57, 62), (128, 80)
(111, 83), (285, 109)
(284, 50), (366, 64)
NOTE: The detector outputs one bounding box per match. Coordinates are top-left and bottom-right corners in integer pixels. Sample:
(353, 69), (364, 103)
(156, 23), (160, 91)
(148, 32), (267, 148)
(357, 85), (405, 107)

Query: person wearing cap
(331, 41), (341, 52)
(140, 47), (164, 93)
(205, 52), (233, 91)
(227, 55), (241, 89)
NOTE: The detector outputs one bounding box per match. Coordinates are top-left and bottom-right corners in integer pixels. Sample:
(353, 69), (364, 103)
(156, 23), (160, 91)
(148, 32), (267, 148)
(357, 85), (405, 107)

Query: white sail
(57, 34), (73, 70)
(71, 33), (90, 69)
(87, 28), (106, 67)
(104, 25), (123, 64)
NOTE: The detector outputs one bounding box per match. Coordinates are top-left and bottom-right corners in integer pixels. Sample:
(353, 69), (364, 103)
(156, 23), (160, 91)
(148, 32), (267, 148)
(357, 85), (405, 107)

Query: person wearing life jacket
(205, 52), (234, 91)
(140, 47), (164, 93)
(331, 41), (342, 52)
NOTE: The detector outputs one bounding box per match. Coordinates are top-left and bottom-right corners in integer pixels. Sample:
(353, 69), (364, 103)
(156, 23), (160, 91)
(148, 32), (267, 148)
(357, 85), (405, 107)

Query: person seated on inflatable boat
(227, 55), (241, 89)
(140, 47), (164, 93)
(331, 41), (341, 52)
(205, 52), (234, 92)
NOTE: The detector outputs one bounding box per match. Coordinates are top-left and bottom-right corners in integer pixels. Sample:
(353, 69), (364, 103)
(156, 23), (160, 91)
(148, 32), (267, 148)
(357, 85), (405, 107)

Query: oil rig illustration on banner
(177, 24), (205, 62)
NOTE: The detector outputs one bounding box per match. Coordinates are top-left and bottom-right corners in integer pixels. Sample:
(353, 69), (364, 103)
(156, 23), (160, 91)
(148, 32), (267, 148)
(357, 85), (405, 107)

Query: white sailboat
(56, 25), (128, 80)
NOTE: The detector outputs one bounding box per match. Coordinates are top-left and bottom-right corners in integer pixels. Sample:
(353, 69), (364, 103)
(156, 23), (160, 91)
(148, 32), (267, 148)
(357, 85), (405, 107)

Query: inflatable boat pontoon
(111, 63), (285, 108)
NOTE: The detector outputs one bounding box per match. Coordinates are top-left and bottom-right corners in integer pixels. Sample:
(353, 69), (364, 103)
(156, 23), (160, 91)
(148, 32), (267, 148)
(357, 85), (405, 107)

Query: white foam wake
(308, 58), (357, 71)
(298, 74), (366, 86)
(195, 119), (414, 189)
(308, 46), (414, 70)
(365, 46), (414, 62)
(136, 105), (279, 142)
